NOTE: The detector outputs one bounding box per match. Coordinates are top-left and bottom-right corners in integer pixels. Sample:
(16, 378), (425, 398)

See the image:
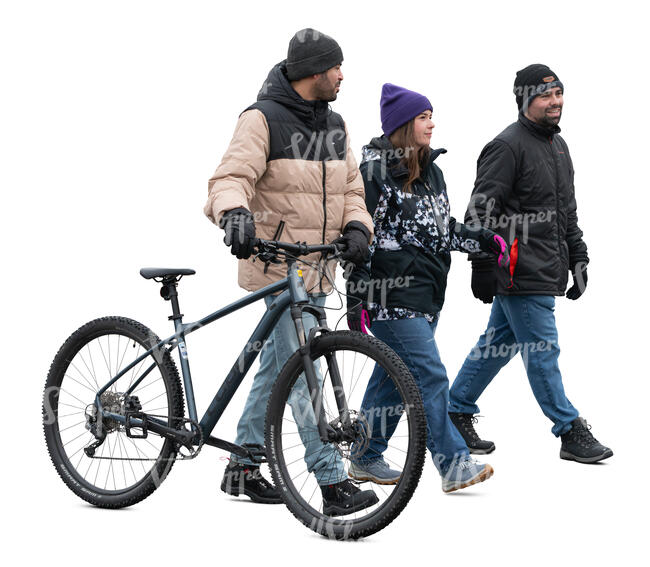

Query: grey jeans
(231, 294), (346, 485)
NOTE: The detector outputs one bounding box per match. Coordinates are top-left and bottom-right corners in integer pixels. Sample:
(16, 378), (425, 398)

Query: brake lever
(254, 252), (282, 264)
(252, 240), (282, 265)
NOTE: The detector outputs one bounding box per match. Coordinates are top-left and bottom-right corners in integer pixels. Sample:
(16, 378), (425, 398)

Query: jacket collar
(364, 135), (446, 178)
(518, 111), (561, 140)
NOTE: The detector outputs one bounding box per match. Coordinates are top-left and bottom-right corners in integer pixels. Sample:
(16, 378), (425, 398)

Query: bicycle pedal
(125, 411), (148, 439)
(242, 443), (267, 463)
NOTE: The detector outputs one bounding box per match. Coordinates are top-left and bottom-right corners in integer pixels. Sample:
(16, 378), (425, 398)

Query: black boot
(321, 479), (379, 517)
(560, 417), (613, 463)
(220, 460), (282, 504)
(449, 412), (495, 454)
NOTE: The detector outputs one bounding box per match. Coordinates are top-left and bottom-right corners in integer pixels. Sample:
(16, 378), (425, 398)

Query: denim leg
(449, 298), (518, 414)
(279, 304), (346, 486)
(232, 294), (345, 484)
(366, 317), (470, 475)
(356, 360), (403, 464)
(498, 295), (579, 436)
(230, 298), (279, 463)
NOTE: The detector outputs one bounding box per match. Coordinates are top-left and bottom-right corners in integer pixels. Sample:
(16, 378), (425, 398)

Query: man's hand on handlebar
(331, 222), (371, 267)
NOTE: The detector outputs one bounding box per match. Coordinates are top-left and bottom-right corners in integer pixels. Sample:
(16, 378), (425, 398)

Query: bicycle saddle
(139, 268), (196, 280)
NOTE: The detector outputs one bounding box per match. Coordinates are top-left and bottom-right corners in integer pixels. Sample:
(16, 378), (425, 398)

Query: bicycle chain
(88, 414), (204, 462)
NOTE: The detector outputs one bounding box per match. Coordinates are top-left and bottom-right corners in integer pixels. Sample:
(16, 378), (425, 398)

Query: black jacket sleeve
(564, 149), (589, 267)
(463, 139), (517, 262)
(464, 140), (517, 229)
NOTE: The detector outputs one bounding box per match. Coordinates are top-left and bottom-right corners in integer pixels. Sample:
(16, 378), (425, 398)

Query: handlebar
(253, 239), (345, 262)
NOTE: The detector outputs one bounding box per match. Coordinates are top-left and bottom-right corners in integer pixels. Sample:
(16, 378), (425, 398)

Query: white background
(3, 0), (647, 564)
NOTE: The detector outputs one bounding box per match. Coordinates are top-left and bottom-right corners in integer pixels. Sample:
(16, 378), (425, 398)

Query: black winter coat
(348, 136), (495, 318)
(465, 112), (589, 295)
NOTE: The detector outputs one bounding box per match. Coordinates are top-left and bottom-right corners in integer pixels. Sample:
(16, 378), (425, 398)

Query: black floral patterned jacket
(346, 135), (494, 320)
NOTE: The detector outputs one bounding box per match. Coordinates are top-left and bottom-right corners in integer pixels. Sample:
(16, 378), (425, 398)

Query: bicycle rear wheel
(43, 316), (184, 508)
(265, 330), (426, 540)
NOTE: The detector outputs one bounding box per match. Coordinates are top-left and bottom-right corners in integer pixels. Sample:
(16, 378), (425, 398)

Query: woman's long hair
(389, 119), (430, 193)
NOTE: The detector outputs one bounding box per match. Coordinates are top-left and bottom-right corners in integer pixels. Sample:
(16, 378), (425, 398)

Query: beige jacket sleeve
(204, 109), (270, 225)
(341, 125), (374, 242)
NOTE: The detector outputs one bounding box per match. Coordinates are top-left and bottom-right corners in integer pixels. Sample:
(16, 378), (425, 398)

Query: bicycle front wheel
(265, 330), (426, 540)
(43, 316), (185, 508)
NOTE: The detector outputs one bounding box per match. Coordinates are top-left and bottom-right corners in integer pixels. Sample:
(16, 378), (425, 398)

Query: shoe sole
(220, 485), (283, 504)
(442, 464), (494, 493)
(348, 471), (401, 485)
(559, 449), (613, 464)
(468, 445), (495, 455)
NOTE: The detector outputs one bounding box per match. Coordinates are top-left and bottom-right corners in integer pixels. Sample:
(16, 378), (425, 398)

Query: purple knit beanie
(380, 83), (432, 136)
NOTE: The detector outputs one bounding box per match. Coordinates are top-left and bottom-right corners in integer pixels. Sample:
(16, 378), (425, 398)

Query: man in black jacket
(448, 64), (612, 463)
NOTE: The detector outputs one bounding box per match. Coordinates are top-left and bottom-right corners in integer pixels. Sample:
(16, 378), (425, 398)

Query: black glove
(476, 229), (509, 268)
(566, 261), (588, 300)
(332, 222), (370, 267)
(347, 299), (371, 334)
(471, 258), (497, 304)
(219, 207), (256, 259)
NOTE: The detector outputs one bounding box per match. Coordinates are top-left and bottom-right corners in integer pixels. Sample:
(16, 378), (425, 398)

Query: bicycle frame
(93, 260), (342, 456)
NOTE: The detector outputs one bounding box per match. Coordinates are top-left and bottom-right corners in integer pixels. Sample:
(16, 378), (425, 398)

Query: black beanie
(514, 64), (564, 110)
(286, 28), (343, 81)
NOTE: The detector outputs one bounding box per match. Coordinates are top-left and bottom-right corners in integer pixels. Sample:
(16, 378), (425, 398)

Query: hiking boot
(449, 412), (495, 454)
(560, 417), (613, 463)
(441, 457), (494, 493)
(349, 457), (402, 485)
(321, 479), (379, 516)
(220, 460), (282, 504)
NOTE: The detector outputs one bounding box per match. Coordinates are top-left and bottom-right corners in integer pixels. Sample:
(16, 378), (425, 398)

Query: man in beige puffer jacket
(206, 29), (376, 515)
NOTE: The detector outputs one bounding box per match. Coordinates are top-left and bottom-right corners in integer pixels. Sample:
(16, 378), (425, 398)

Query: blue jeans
(449, 295), (579, 436)
(359, 316), (469, 475)
(231, 294), (346, 486)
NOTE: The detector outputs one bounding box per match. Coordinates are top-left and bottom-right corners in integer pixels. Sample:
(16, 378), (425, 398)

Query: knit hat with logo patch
(514, 64), (564, 110)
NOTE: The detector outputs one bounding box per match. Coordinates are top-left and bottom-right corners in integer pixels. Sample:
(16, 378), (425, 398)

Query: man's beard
(313, 78), (338, 102)
(538, 108), (562, 128)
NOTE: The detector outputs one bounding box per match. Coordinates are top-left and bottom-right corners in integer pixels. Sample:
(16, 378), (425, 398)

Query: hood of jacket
(255, 60), (330, 130)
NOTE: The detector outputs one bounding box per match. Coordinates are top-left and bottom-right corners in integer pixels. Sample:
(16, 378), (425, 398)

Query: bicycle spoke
(68, 358), (99, 393)
(116, 434), (137, 484)
(59, 419), (86, 434)
(59, 386), (90, 409)
(62, 373), (97, 394)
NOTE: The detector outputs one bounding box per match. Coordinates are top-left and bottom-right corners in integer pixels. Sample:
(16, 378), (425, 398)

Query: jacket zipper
(549, 137), (563, 286)
(321, 160), (327, 244)
(320, 159), (327, 293)
(264, 220), (285, 274)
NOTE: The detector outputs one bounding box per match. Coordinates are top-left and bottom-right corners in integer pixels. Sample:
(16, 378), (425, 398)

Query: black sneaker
(321, 479), (379, 516)
(560, 417), (613, 463)
(220, 460), (283, 504)
(449, 412), (495, 454)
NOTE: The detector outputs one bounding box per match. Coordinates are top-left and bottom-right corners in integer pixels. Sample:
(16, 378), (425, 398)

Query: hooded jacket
(204, 61), (373, 293)
(348, 136), (493, 319)
(465, 112), (588, 295)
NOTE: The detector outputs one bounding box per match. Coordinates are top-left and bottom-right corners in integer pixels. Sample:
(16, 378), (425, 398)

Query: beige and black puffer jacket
(204, 61), (373, 293)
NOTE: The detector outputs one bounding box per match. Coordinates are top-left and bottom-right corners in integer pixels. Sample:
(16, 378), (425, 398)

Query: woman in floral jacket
(346, 83), (508, 492)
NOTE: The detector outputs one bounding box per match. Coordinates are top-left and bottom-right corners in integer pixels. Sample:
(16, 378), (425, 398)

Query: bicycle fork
(290, 306), (350, 444)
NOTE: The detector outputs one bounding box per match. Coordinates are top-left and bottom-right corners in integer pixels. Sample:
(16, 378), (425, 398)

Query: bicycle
(42, 239), (427, 539)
